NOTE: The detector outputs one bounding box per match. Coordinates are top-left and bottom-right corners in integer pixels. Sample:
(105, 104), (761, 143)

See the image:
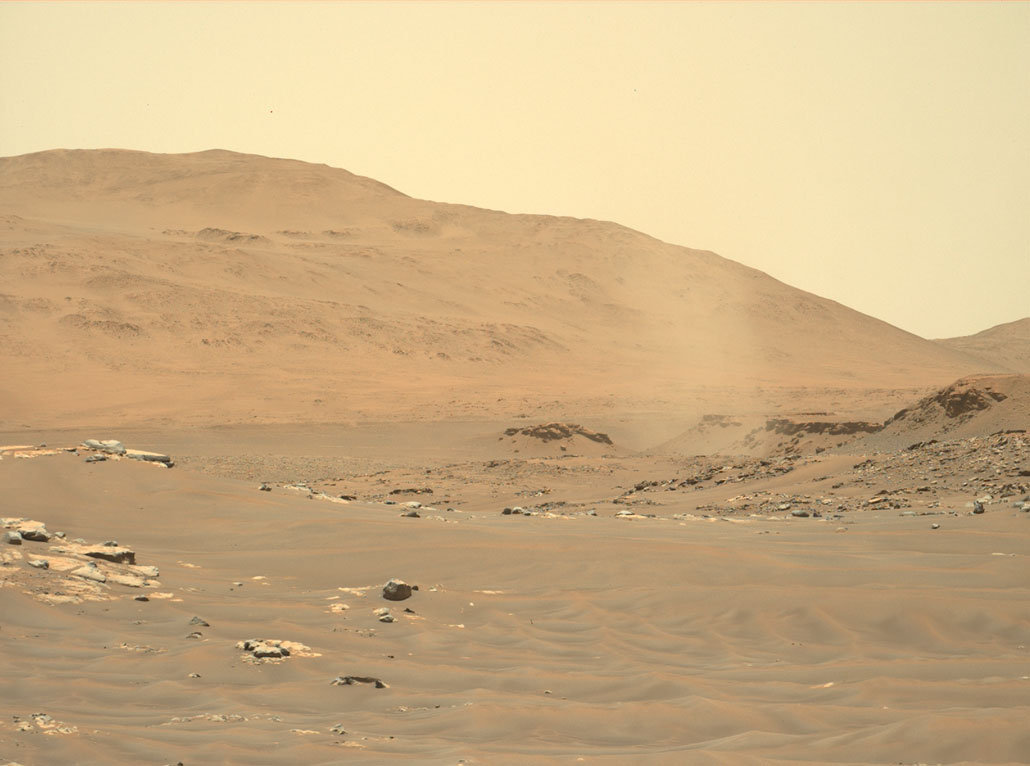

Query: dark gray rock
(401, 510), (420, 518)
(189, 616), (210, 626)
(790, 509), (810, 518)
(382, 578), (413, 601)
(973, 500), (985, 514)
(331, 675), (387, 688)
(85, 547), (135, 565)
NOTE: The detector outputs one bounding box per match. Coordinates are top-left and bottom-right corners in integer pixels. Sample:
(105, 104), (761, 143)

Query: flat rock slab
(51, 543), (136, 565)
(124, 449), (173, 465)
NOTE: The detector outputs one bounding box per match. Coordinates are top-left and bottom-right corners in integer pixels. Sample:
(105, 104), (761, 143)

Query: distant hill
(935, 318), (1030, 374)
(0, 149), (1008, 427)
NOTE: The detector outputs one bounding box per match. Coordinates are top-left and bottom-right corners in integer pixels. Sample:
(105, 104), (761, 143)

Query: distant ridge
(0, 148), (1010, 427)
(935, 318), (1030, 374)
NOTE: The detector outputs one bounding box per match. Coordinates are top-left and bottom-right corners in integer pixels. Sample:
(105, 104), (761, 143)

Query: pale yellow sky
(2, 1), (1026, 338)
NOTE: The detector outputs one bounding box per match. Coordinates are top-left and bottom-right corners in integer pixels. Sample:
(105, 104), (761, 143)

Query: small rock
(83, 439), (125, 454)
(188, 673), (201, 678)
(331, 675), (387, 688)
(790, 509), (810, 518)
(931, 523), (941, 529)
(401, 510), (420, 518)
(2, 531), (23, 545)
(972, 500), (985, 514)
(259, 483), (272, 492)
(134, 595), (149, 602)
(383, 578), (413, 601)
(19, 527), (51, 542)
(70, 563), (106, 583)
(378, 613), (395, 623)
(102, 540), (118, 547)
(84, 546), (135, 565)
(329, 723), (347, 735)
(28, 559), (49, 569)
(185, 631), (203, 640)
(189, 616), (210, 626)
(84, 454), (107, 463)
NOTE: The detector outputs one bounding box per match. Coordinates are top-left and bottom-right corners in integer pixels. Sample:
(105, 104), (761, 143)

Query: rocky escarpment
(504, 423), (613, 445)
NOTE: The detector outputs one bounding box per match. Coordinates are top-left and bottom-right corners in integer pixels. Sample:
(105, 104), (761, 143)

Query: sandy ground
(2, 415), (1028, 766)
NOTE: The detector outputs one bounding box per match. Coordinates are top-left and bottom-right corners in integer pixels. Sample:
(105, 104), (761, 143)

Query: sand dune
(0, 148), (1009, 429)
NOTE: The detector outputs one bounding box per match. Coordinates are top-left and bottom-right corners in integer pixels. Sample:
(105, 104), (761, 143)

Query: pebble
(931, 523), (941, 529)
(189, 616), (210, 626)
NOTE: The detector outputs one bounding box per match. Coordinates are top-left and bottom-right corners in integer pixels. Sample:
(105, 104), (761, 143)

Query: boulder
(382, 578), (413, 601)
(19, 526), (51, 542)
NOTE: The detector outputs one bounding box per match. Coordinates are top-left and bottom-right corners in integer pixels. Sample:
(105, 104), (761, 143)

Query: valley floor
(1, 423), (1028, 766)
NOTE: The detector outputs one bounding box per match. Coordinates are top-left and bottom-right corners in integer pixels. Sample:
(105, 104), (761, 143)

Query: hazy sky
(2, 2), (1027, 338)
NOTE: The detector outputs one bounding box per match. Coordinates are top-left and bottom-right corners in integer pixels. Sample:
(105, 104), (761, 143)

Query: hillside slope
(935, 318), (1030, 374)
(0, 149), (1006, 427)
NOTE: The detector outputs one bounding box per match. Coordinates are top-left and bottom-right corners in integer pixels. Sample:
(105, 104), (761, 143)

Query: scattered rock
(237, 638), (291, 659)
(383, 578), (413, 601)
(82, 545), (136, 565)
(19, 525), (51, 542)
(70, 563), (106, 583)
(83, 439), (126, 454)
(331, 675), (387, 688)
